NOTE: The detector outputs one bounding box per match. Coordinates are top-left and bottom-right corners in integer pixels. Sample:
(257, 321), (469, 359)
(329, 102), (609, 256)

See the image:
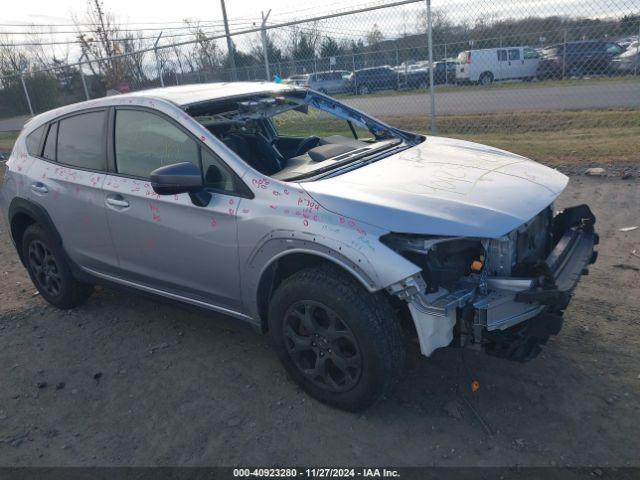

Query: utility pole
(154, 32), (164, 87)
(261, 10), (272, 80)
(425, 0), (436, 134)
(221, 0), (237, 81)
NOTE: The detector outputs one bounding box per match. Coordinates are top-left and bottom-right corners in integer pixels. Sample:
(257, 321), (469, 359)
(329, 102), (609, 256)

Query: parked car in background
(433, 59), (458, 84)
(399, 60), (458, 89)
(346, 66), (398, 94)
(398, 62), (430, 89)
(616, 36), (639, 50)
(283, 74), (308, 86)
(456, 47), (539, 85)
(611, 40), (640, 74)
(537, 41), (623, 78)
(304, 70), (349, 94)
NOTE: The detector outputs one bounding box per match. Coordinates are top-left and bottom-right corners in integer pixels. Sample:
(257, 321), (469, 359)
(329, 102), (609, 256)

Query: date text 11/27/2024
(232, 468), (401, 478)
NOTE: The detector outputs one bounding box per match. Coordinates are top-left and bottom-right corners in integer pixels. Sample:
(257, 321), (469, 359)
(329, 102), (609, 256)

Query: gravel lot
(1, 167), (639, 467)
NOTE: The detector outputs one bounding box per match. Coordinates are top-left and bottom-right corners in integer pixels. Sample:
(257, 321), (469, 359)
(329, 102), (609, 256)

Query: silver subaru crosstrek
(1, 82), (597, 411)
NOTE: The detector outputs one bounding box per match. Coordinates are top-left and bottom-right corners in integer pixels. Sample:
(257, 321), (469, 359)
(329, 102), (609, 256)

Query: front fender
(239, 231), (380, 323)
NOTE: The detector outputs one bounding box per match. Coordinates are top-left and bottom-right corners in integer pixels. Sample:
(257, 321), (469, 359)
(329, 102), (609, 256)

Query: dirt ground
(0, 167), (639, 467)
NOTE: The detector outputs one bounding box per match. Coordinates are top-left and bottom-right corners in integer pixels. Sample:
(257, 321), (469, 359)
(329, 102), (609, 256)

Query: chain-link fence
(1, 0), (639, 146)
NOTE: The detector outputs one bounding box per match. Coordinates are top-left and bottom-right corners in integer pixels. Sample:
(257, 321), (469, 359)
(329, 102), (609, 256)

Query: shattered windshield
(186, 90), (418, 181)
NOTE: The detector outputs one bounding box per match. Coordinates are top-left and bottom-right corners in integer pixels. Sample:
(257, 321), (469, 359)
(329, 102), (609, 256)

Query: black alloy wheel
(283, 300), (362, 392)
(28, 239), (63, 297)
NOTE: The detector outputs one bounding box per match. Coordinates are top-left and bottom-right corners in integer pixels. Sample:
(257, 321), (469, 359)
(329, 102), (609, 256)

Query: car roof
(22, 82), (304, 132)
(356, 66), (391, 72)
(115, 81), (300, 106)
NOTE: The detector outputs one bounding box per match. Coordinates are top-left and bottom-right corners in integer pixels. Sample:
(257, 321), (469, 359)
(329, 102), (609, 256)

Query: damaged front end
(384, 204), (598, 362)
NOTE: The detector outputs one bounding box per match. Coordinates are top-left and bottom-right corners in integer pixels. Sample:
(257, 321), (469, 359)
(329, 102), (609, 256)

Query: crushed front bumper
(396, 205), (597, 362)
(477, 204), (597, 332)
(476, 205), (597, 361)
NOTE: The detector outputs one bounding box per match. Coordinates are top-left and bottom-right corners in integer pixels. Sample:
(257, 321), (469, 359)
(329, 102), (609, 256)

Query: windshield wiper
(283, 140), (402, 182)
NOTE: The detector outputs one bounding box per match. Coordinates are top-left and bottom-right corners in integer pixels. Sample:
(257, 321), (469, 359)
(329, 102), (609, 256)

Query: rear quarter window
(25, 125), (46, 156)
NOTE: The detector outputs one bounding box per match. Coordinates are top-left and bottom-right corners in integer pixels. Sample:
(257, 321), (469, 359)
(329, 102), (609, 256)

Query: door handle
(105, 195), (130, 209)
(31, 182), (48, 194)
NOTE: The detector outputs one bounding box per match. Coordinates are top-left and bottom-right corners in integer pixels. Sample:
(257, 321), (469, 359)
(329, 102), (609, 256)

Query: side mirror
(150, 162), (211, 207)
(150, 162), (203, 195)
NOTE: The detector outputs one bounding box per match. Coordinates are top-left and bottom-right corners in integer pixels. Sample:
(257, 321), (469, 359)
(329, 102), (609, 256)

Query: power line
(0, 28), (231, 47)
(0, 16), (262, 27)
(0, 20), (259, 36)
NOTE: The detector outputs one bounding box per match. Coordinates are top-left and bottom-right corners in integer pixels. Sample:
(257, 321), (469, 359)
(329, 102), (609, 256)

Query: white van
(456, 47), (540, 85)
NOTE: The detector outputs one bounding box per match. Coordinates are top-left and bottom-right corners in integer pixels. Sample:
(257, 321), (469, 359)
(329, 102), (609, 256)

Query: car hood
(301, 136), (568, 238)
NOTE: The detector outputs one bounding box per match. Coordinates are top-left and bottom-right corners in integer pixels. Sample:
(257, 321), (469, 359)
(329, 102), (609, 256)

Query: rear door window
(497, 50), (508, 61)
(25, 125), (45, 156)
(508, 49), (521, 61)
(57, 111), (106, 170)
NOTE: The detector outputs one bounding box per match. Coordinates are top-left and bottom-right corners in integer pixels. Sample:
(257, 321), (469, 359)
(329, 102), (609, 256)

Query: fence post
(261, 10), (272, 80)
(154, 32), (165, 87)
(20, 73), (34, 116)
(636, 23), (640, 77)
(444, 43), (448, 84)
(562, 29), (567, 80)
(79, 61), (90, 100)
(425, 0), (437, 134)
(395, 46), (400, 86)
(352, 53), (358, 94)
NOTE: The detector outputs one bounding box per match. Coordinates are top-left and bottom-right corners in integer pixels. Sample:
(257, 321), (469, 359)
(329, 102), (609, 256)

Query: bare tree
(184, 19), (222, 74)
(74, 0), (126, 88)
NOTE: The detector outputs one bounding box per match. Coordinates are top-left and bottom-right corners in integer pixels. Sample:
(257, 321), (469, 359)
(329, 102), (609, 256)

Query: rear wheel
(268, 265), (405, 411)
(479, 71), (494, 85)
(22, 224), (93, 309)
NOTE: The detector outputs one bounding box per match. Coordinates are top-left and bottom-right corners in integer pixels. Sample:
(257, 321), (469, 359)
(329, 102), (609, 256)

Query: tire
(268, 265), (405, 411)
(358, 84), (370, 95)
(22, 224), (93, 309)
(479, 71), (494, 85)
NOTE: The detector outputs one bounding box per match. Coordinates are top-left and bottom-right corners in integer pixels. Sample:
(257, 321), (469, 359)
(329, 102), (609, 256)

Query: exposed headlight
(381, 234), (484, 293)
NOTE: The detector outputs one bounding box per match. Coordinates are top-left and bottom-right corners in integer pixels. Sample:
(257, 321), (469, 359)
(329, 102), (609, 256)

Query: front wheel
(268, 265), (405, 411)
(357, 84), (370, 95)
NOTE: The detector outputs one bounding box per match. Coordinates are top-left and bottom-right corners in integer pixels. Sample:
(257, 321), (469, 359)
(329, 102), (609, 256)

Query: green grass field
(0, 132), (18, 152)
(2, 109), (638, 167)
(381, 109), (640, 166)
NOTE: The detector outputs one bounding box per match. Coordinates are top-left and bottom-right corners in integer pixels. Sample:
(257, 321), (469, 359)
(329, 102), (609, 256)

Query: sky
(1, 0), (378, 27)
(1, 0), (637, 62)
